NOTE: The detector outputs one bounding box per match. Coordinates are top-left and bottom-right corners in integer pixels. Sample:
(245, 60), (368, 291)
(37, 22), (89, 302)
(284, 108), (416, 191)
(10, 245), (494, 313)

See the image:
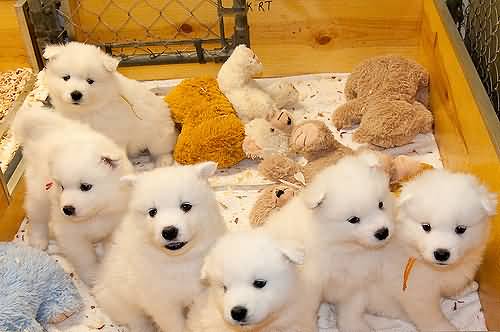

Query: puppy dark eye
(455, 225), (467, 235)
(421, 223), (432, 232)
(180, 202), (192, 213)
(62, 75), (70, 81)
(287, 117), (292, 125)
(148, 208), (157, 218)
(80, 183), (93, 191)
(60, 184), (64, 191)
(87, 78), (94, 85)
(378, 201), (384, 209)
(253, 279), (267, 289)
(223, 285), (227, 293)
(270, 128), (275, 132)
(347, 216), (360, 224)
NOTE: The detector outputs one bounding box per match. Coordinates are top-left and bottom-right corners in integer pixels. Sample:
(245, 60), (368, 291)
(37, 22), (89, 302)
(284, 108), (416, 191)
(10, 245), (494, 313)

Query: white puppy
(187, 231), (315, 332)
(363, 169), (497, 331)
(217, 44), (298, 122)
(94, 162), (226, 332)
(13, 107), (133, 285)
(42, 42), (177, 166)
(260, 152), (396, 332)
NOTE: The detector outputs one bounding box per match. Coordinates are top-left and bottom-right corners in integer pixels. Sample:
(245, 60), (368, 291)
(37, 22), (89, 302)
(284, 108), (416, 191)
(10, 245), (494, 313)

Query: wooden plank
(420, 1), (500, 330)
(0, 176), (24, 242)
(0, 1), (30, 71)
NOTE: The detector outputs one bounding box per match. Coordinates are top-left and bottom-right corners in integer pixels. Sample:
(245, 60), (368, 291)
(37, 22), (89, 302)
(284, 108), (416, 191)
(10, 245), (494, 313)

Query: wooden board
(419, 1), (500, 330)
(0, 1), (30, 71)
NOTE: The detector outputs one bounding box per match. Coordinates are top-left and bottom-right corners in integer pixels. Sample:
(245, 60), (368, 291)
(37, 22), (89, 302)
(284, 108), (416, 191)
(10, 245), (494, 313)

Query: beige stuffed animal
(332, 55), (433, 148)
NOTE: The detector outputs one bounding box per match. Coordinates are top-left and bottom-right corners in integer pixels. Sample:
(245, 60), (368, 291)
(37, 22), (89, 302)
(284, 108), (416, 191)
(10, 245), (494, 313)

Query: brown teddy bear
(249, 184), (297, 227)
(331, 55), (434, 148)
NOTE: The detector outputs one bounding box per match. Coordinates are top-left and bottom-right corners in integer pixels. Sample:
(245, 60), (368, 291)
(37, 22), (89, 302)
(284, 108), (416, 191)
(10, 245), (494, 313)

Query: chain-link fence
(23, 0), (249, 67)
(447, 0), (500, 120)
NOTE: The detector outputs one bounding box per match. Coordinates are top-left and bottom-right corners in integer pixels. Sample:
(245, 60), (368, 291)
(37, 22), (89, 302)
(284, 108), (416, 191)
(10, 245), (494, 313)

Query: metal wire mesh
(450, 0), (500, 120)
(25, 0), (248, 66)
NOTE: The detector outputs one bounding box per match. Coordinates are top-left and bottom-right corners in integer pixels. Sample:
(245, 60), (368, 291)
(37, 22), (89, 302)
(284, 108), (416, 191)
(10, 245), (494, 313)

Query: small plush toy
(249, 184), (297, 226)
(0, 242), (82, 332)
(332, 55), (433, 148)
(242, 107), (296, 159)
(217, 44), (299, 122)
(165, 77), (246, 168)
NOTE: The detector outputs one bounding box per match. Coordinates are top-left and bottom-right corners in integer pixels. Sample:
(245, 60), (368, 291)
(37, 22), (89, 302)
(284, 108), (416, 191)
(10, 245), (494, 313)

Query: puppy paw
(154, 154), (174, 167)
(48, 310), (76, 324)
(77, 269), (97, 287)
(30, 234), (49, 251)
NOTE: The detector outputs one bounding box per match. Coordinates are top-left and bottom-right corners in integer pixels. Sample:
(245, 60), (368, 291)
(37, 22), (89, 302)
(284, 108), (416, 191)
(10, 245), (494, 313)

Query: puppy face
(43, 42), (120, 110)
(303, 152), (395, 248)
(398, 170), (496, 267)
(202, 232), (304, 328)
(124, 162), (219, 255)
(229, 45), (263, 76)
(49, 141), (128, 220)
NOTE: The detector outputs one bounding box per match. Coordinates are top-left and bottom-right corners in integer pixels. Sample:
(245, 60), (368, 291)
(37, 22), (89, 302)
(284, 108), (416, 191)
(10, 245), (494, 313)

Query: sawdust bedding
(12, 73), (486, 331)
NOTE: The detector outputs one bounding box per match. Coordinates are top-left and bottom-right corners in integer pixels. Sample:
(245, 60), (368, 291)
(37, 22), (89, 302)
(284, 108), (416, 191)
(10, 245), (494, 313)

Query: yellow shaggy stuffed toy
(164, 77), (246, 168)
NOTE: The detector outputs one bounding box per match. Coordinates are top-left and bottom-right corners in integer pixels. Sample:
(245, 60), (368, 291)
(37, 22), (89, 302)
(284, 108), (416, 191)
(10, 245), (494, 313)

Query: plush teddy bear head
(249, 184), (297, 226)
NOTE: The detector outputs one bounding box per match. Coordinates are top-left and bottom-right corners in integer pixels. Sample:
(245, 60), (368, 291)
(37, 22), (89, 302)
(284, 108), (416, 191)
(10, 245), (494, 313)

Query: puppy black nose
(162, 226), (178, 241)
(70, 90), (82, 101)
(62, 205), (75, 216)
(434, 248), (450, 262)
(231, 306), (248, 322)
(374, 227), (389, 241)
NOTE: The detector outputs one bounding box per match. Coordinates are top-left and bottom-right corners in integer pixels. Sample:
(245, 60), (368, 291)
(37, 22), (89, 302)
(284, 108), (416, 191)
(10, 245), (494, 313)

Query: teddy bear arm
(331, 98), (368, 129)
(258, 155), (303, 184)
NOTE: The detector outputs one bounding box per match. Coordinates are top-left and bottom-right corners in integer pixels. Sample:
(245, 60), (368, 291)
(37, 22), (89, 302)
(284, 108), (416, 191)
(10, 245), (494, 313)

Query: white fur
(187, 231), (315, 332)
(217, 45), (297, 122)
(43, 42), (177, 166)
(242, 118), (290, 158)
(94, 163), (226, 332)
(363, 169), (497, 331)
(259, 152), (395, 331)
(13, 106), (133, 285)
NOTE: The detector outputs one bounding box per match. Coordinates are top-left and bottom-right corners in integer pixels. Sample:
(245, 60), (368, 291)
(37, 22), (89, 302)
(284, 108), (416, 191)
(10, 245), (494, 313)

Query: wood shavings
(403, 256), (417, 291)
(294, 172), (307, 186)
(0, 68), (33, 121)
(0, 130), (19, 173)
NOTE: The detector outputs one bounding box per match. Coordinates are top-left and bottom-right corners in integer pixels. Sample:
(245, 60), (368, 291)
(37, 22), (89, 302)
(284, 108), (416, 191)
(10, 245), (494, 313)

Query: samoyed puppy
(187, 231), (316, 332)
(94, 162), (226, 332)
(260, 151), (396, 332)
(363, 169), (497, 331)
(13, 107), (133, 285)
(42, 42), (177, 166)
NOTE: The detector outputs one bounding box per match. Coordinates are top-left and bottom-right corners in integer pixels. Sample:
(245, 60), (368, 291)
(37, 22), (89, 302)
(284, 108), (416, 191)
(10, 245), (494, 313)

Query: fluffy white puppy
(364, 169), (497, 331)
(13, 107), (133, 285)
(42, 42), (177, 166)
(94, 162), (226, 332)
(259, 152), (395, 331)
(217, 44), (298, 122)
(187, 231), (314, 332)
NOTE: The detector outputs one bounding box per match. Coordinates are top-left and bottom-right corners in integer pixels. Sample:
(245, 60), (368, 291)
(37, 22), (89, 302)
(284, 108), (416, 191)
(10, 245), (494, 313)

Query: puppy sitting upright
(13, 107), (133, 285)
(43, 42), (177, 166)
(363, 169), (497, 331)
(187, 231), (315, 332)
(260, 152), (396, 332)
(94, 162), (226, 332)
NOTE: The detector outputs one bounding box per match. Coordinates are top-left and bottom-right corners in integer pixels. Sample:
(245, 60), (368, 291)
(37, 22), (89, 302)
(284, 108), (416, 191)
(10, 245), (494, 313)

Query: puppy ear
(279, 243), (305, 265)
(357, 151), (383, 169)
(101, 53), (120, 72)
(302, 184), (325, 209)
(100, 154), (120, 169)
(479, 185), (497, 217)
(43, 45), (64, 61)
(194, 161), (218, 179)
(120, 174), (137, 186)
